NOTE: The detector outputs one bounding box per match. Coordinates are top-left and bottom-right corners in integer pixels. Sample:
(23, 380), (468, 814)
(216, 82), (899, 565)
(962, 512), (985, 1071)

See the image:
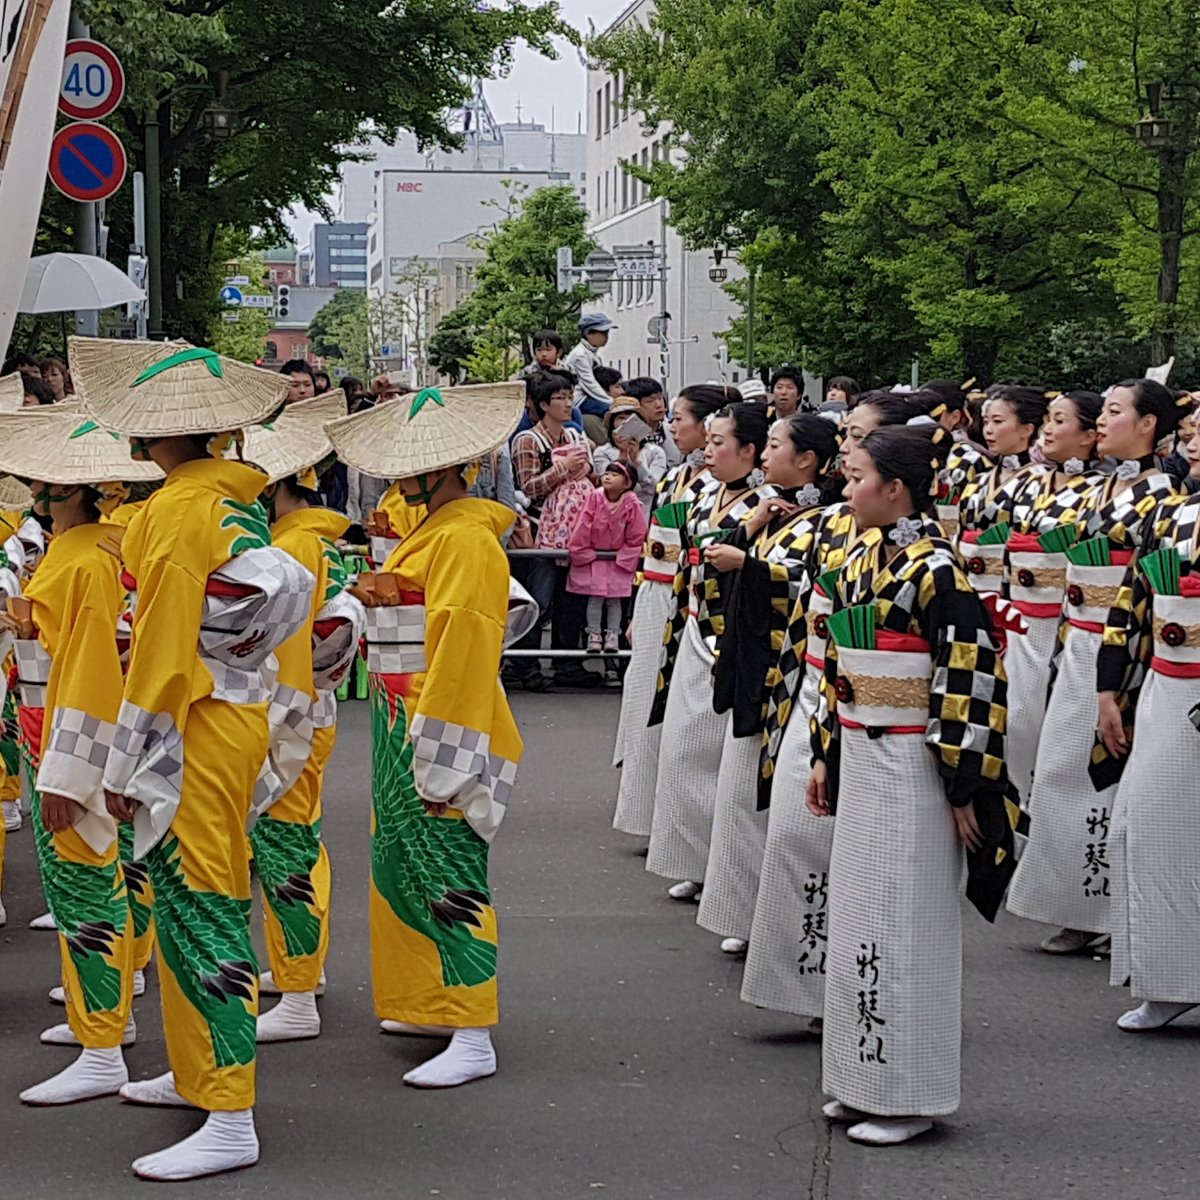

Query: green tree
(466, 184), (597, 362)
(310, 290), (369, 374)
(208, 241), (272, 362)
(66, 0), (569, 342)
(428, 305), (478, 384)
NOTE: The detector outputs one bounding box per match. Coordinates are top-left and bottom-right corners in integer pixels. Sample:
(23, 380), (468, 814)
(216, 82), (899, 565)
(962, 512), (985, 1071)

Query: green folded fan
(1037, 523), (1080, 554)
(1140, 546), (1181, 596)
(827, 603), (877, 650)
(1065, 536), (1113, 567)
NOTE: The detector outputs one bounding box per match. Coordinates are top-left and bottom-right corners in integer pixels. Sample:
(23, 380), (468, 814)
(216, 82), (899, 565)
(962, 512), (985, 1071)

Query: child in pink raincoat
(568, 460), (648, 654)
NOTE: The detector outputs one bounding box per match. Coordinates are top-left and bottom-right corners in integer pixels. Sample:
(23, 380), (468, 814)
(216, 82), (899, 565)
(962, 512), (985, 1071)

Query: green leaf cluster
(597, 0), (1200, 384)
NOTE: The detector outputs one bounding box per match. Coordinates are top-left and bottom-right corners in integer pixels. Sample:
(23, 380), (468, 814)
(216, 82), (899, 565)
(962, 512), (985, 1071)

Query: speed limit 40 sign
(58, 39), (125, 122)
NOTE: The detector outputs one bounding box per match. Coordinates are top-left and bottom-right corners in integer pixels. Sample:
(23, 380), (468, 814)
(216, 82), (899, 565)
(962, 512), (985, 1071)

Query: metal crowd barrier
(336, 546), (633, 701)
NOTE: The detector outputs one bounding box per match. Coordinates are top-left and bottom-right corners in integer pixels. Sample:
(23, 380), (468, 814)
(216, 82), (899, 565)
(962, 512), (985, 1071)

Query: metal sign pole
(68, 8), (99, 337)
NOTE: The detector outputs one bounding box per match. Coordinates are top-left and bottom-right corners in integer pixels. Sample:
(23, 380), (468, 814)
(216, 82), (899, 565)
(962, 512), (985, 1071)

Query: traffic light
(276, 284), (291, 319)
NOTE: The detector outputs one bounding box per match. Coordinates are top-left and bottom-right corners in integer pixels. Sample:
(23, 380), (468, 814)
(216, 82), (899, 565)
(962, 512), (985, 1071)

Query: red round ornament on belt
(1067, 584), (1084, 607)
(1016, 568), (1035, 588)
(650, 542), (665, 560)
(1161, 621), (1187, 648)
(834, 676), (854, 703)
(967, 556), (985, 575)
(813, 613), (829, 639)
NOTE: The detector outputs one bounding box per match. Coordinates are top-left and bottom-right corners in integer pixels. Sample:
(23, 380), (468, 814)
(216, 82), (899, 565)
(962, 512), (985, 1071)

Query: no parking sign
(48, 122), (128, 203)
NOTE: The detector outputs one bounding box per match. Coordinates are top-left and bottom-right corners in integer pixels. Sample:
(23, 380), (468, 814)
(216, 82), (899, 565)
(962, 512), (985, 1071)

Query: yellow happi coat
(24, 523), (134, 1048)
(369, 498), (522, 1027)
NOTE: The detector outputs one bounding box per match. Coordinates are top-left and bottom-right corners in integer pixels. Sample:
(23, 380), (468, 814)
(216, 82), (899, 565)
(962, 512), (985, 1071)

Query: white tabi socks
(380, 1020), (456, 1037)
(846, 1117), (934, 1146)
(403, 1027), (496, 1088)
(131, 1110), (259, 1182)
(20, 1046), (128, 1105)
(41, 1014), (136, 1047)
(119, 1070), (195, 1108)
(1118, 1000), (1198, 1032)
(256, 990), (321, 1042)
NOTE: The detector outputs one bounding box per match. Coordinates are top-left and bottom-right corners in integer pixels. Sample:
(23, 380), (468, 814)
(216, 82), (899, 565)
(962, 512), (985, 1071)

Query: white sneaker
(667, 880), (703, 901)
(41, 1015), (136, 1047)
(29, 912), (57, 931)
(2, 800), (20, 832)
(719, 937), (748, 956)
(258, 968), (326, 997)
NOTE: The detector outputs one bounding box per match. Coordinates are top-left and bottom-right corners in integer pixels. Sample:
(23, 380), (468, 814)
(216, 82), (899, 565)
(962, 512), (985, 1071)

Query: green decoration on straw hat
(131, 346), (225, 387)
(69, 420), (119, 441)
(407, 387), (446, 421)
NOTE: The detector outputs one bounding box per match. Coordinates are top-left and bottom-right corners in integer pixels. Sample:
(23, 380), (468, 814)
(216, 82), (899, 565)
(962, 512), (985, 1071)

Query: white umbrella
(19, 252), (144, 314)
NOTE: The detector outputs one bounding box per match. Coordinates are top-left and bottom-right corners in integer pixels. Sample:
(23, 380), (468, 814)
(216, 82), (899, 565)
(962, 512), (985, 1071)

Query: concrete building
(312, 222), (368, 289)
(586, 0), (745, 392)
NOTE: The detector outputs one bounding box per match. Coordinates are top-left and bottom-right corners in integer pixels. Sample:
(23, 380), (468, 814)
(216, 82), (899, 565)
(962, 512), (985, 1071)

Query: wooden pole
(0, 0), (56, 175)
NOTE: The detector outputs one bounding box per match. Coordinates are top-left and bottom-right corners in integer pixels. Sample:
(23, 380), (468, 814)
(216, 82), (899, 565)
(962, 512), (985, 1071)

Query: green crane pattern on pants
(369, 675), (496, 992)
(145, 832), (258, 1069)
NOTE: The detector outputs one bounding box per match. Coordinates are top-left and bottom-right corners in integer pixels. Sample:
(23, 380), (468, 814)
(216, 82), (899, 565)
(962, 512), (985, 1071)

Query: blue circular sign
(219, 286), (244, 306)
(48, 122), (127, 202)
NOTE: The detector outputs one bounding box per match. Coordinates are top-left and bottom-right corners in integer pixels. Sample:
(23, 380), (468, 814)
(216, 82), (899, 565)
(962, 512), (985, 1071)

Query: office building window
(621, 169), (628, 212)
(595, 88), (602, 139)
(604, 82), (611, 133)
(603, 170), (608, 213)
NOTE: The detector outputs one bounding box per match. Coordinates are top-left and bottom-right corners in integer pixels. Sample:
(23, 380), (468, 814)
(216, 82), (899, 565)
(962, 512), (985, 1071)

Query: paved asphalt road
(1, 691), (1197, 1199)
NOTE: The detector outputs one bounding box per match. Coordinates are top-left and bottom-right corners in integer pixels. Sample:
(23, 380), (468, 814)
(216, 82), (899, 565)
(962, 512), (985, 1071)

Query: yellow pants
(0, 745), (19, 896)
(118, 819), (156, 971)
(144, 697), (268, 1112)
(252, 723), (335, 992)
(30, 789), (134, 1049)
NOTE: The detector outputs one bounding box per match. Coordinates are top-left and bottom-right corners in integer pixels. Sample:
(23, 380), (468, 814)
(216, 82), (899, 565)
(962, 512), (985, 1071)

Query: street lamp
(708, 247), (728, 284)
(202, 70), (236, 140)
(1136, 82), (1173, 150)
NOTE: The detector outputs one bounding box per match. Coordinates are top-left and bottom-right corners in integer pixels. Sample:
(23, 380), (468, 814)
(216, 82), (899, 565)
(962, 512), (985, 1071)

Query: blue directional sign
(219, 286), (243, 307)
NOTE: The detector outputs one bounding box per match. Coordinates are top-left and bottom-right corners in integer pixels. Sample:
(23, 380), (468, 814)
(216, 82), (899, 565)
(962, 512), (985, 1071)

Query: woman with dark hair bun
(738, 402), (913, 1019)
(612, 385), (726, 840)
(954, 384), (1050, 594)
(1090, 407), (1200, 1032)
(805, 423), (1014, 1148)
(999, 391), (1105, 807)
(1007, 378), (1184, 956)
(698, 414), (840, 955)
(646, 403), (774, 902)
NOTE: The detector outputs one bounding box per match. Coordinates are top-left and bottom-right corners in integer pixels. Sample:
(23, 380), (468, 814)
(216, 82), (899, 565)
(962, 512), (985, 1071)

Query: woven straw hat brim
(0, 404), (163, 485)
(242, 393), (346, 483)
(325, 382), (525, 477)
(0, 475), (31, 508)
(69, 336), (290, 437)
(0, 373), (24, 412)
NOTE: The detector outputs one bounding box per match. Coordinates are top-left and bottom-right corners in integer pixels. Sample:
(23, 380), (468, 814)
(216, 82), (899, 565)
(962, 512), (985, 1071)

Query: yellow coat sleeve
(33, 547), (124, 818)
(407, 528), (522, 841)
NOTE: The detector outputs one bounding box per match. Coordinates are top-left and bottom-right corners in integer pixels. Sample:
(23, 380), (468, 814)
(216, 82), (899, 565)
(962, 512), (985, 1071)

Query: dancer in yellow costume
(70, 336), (314, 1182)
(0, 409), (160, 1104)
(328, 381), (526, 1088)
(241, 394), (364, 1041)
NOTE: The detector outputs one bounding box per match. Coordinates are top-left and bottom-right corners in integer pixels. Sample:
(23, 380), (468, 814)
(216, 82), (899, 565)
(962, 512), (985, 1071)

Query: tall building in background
(586, 0), (745, 392)
(354, 85), (588, 382)
(312, 222), (368, 289)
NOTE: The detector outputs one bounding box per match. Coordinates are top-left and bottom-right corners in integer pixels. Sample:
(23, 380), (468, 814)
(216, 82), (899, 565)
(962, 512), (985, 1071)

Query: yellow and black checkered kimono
(814, 515), (1015, 1122)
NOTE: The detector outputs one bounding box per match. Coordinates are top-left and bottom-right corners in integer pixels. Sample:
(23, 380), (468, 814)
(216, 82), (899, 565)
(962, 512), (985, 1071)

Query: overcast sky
(285, 0), (630, 245)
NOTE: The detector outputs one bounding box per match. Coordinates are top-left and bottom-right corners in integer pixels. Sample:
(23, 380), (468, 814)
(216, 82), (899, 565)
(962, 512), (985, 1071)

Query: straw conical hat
(242, 393), (346, 483)
(69, 336), (290, 437)
(0, 475), (31, 508)
(0, 403), (163, 485)
(324, 382), (525, 478)
(0, 373), (24, 412)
